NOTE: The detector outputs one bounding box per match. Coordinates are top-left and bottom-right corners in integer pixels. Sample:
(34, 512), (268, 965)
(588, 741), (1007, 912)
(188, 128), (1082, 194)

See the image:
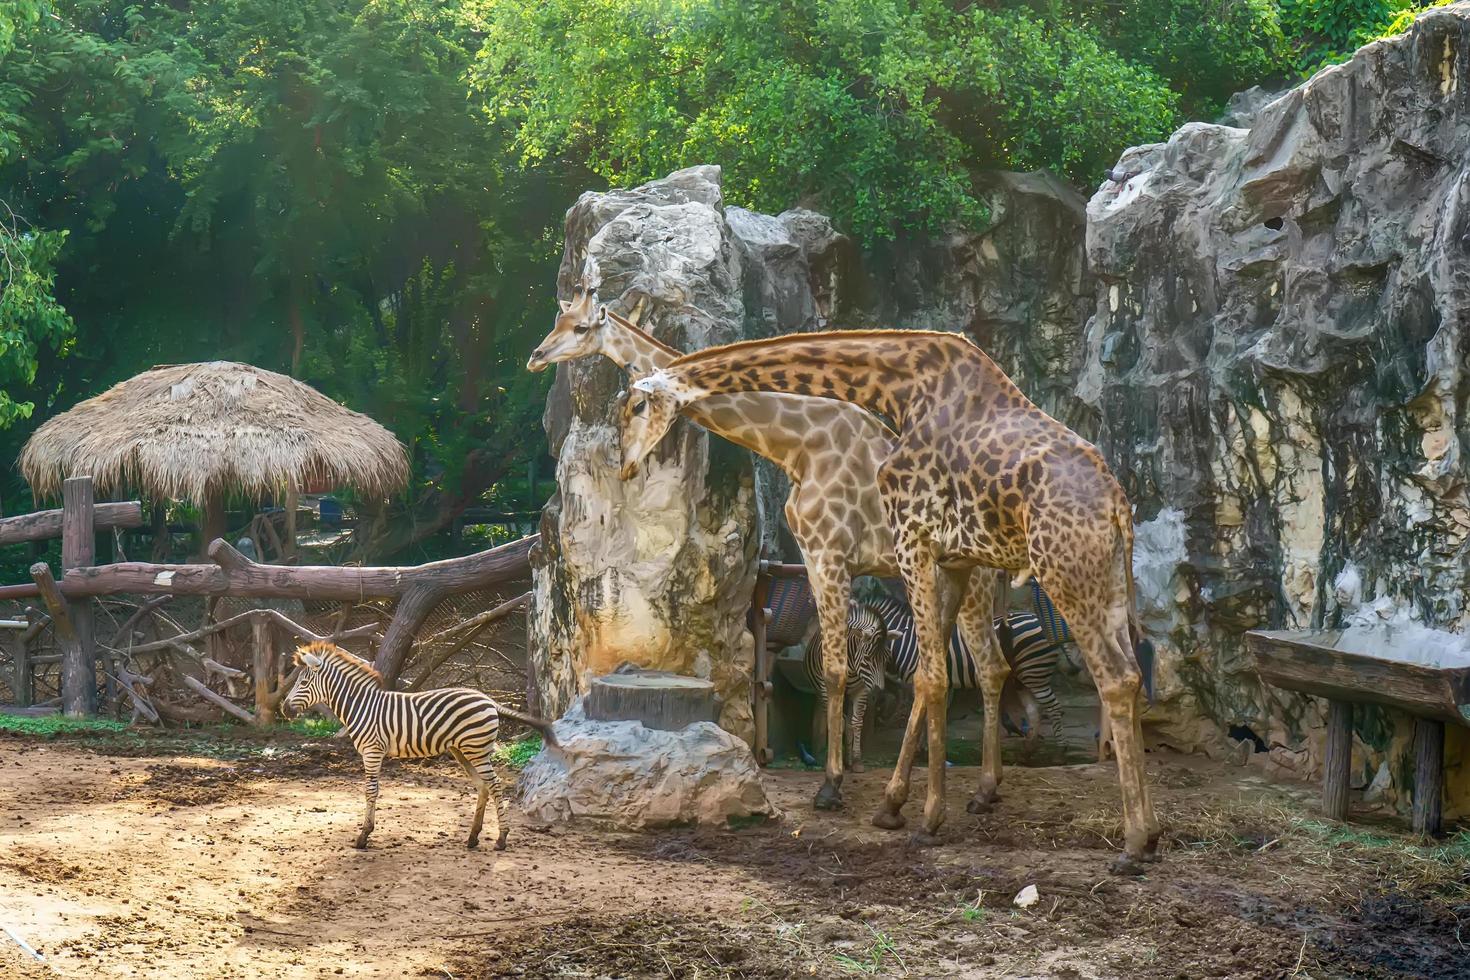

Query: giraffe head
(617, 370), (692, 480)
(526, 279), (603, 372)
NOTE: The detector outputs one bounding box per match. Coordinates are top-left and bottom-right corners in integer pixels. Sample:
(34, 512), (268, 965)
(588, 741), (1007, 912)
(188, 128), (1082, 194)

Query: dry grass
(20, 361), (408, 504)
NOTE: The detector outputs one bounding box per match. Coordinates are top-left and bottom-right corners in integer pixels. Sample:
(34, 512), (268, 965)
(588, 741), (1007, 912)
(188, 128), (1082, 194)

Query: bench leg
(1322, 700), (1352, 822)
(1412, 718), (1443, 838)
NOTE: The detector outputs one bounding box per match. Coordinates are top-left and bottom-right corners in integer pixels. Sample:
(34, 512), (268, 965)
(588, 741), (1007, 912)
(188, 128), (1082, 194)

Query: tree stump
(585, 666), (720, 731)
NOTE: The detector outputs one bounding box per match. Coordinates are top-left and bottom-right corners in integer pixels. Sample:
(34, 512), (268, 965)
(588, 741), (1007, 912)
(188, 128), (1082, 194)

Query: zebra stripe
(868, 597), (1066, 738)
(283, 642), (555, 851)
(800, 602), (887, 770)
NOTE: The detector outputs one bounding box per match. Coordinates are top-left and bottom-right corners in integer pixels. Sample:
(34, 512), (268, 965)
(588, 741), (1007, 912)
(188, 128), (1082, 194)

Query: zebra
(867, 595), (1067, 739)
(283, 641), (557, 851)
(800, 601), (887, 772)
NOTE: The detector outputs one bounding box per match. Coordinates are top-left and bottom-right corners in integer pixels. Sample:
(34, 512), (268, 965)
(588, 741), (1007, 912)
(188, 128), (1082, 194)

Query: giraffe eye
(632, 399), (647, 416)
(573, 324), (590, 334)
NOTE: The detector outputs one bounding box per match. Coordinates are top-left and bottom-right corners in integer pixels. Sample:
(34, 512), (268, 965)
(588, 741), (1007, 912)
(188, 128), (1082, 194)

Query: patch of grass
(282, 716), (341, 738)
(0, 714), (131, 737)
(832, 926), (903, 976)
(493, 734), (543, 770)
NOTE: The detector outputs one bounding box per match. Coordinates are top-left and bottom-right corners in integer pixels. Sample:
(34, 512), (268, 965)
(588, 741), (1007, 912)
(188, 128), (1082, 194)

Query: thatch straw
(20, 361), (409, 505)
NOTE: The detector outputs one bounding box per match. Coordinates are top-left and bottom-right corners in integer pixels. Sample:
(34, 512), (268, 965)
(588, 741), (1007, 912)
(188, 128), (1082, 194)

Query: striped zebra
(868, 596), (1067, 739)
(801, 602), (887, 772)
(283, 642), (556, 851)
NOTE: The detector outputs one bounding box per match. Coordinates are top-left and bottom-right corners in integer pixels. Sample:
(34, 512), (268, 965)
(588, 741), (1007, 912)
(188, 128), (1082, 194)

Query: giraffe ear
(558, 299), (571, 313)
(597, 306), (610, 327)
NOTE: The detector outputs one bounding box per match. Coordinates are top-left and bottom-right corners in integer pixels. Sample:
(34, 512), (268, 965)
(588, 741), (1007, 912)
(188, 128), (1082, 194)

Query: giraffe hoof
(467, 838), (480, 850)
(1110, 854), (1148, 877)
(352, 838), (370, 851)
(908, 831), (941, 848)
(871, 809), (906, 831)
(813, 782), (843, 811)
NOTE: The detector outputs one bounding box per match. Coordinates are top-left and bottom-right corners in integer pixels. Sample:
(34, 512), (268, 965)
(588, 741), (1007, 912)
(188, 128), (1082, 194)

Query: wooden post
(1412, 717), (1444, 838)
(13, 614), (32, 708)
(752, 564), (772, 765)
(1322, 700), (1352, 821)
(282, 486), (298, 560)
(29, 563), (87, 716)
(61, 477), (97, 717)
(252, 615), (276, 727)
(201, 489), (226, 560)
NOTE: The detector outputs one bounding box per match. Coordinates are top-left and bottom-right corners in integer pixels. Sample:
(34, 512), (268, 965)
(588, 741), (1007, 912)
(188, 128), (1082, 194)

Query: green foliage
(474, 0), (1207, 242)
(1280, 0), (1452, 74)
(493, 733), (542, 770)
(0, 223), (74, 427)
(0, 712), (130, 736)
(283, 716), (342, 738)
(0, 0), (562, 555)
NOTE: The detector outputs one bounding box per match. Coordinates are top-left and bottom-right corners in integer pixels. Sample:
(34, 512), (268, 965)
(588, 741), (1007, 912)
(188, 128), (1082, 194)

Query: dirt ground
(0, 728), (1465, 979)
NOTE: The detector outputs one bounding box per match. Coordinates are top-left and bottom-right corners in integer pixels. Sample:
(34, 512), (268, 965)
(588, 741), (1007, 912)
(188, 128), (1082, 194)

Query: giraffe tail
(493, 702), (560, 748)
(1117, 505), (1156, 706)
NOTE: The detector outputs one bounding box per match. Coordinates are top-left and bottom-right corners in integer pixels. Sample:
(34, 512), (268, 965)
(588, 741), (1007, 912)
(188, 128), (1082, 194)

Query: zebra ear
(302, 651), (323, 669)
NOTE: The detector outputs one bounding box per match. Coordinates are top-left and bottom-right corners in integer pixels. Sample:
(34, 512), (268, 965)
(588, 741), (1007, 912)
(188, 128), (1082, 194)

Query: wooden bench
(1245, 628), (1470, 836)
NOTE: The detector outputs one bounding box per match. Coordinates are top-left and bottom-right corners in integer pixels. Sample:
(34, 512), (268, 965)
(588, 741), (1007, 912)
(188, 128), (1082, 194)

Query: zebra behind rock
(868, 596), (1067, 738)
(800, 602), (887, 772)
(283, 641), (556, 851)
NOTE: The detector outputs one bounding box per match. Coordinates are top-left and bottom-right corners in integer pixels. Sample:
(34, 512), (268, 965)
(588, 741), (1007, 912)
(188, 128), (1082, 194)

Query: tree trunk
(201, 490), (227, 560)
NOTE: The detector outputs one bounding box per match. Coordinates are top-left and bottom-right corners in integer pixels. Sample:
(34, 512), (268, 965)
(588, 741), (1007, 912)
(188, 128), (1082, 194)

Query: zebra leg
(451, 748), (490, 849)
(1021, 686), (1044, 743)
(848, 685), (867, 773)
(957, 571), (1007, 814)
(485, 765), (510, 851)
(354, 745), (384, 849)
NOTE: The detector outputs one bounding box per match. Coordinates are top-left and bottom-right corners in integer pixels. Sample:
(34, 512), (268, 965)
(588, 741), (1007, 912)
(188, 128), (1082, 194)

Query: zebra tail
(494, 702), (560, 748)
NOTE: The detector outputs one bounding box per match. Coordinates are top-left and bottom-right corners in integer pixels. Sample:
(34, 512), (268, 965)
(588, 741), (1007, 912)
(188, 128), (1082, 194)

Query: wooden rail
(0, 500), (143, 546)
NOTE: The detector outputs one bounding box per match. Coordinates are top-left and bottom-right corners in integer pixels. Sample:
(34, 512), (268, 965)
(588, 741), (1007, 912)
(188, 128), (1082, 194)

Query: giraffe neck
(603, 310), (879, 480)
(659, 330), (1019, 427)
(600, 310), (675, 376)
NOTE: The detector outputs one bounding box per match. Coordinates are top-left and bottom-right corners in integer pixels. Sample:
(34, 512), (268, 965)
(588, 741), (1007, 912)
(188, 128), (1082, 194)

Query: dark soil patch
(447, 913), (805, 979)
(1315, 884), (1470, 979)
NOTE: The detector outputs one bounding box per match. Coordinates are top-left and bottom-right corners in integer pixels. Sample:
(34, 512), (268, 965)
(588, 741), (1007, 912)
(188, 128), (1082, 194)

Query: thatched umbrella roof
(20, 361), (409, 508)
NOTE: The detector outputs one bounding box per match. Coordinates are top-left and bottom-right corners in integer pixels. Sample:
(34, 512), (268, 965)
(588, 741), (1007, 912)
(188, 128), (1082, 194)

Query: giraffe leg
(354, 746), (384, 849)
(808, 564), (852, 811)
(957, 571), (1007, 814)
(875, 557), (961, 843)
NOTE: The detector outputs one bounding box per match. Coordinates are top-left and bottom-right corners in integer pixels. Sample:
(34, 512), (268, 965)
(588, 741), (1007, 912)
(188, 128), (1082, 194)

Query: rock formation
(1083, 6), (1470, 815)
(518, 697), (776, 829)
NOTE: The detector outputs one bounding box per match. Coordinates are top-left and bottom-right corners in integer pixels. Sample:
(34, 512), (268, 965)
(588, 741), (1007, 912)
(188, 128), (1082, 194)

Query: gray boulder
(518, 698), (776, 829)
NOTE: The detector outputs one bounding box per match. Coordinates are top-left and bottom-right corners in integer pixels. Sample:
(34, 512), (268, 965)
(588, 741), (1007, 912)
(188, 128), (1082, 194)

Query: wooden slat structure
(1245, 628), (1470, 837)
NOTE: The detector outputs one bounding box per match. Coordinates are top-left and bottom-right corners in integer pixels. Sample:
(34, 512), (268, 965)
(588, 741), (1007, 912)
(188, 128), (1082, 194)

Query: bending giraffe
(621, 329), (1160, 873)
(527, 284), (1013, 815)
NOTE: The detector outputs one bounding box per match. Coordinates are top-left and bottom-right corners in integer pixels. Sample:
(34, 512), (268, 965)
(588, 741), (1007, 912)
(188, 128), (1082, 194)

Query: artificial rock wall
(1083, 6), (1470, 814)
(530, 167), (849, 740)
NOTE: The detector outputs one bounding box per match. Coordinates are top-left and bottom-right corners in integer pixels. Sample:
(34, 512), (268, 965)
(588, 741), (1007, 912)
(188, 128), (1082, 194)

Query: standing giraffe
(527, 283), (1013, 815)
(621, 329), (1160, 873)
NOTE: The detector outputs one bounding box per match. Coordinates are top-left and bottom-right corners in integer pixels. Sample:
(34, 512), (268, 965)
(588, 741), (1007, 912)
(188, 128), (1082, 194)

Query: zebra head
(283, 644), (332, 717)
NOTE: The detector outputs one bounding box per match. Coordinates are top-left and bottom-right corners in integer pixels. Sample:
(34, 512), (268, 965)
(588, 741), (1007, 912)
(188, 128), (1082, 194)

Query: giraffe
(621, 329), (1160, 873)
(527, 283), (1014, 816)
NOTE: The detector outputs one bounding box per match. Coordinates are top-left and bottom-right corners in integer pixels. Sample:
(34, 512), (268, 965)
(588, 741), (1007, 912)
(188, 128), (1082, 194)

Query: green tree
(0, 0), (562, 556)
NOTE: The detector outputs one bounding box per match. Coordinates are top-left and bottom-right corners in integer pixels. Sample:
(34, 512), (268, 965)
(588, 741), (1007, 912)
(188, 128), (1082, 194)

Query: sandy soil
(0, 731), (1464, 979)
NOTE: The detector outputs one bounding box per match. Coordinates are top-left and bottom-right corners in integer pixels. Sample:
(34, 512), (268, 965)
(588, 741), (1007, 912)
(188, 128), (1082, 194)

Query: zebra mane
(297, 641), (385, 688)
